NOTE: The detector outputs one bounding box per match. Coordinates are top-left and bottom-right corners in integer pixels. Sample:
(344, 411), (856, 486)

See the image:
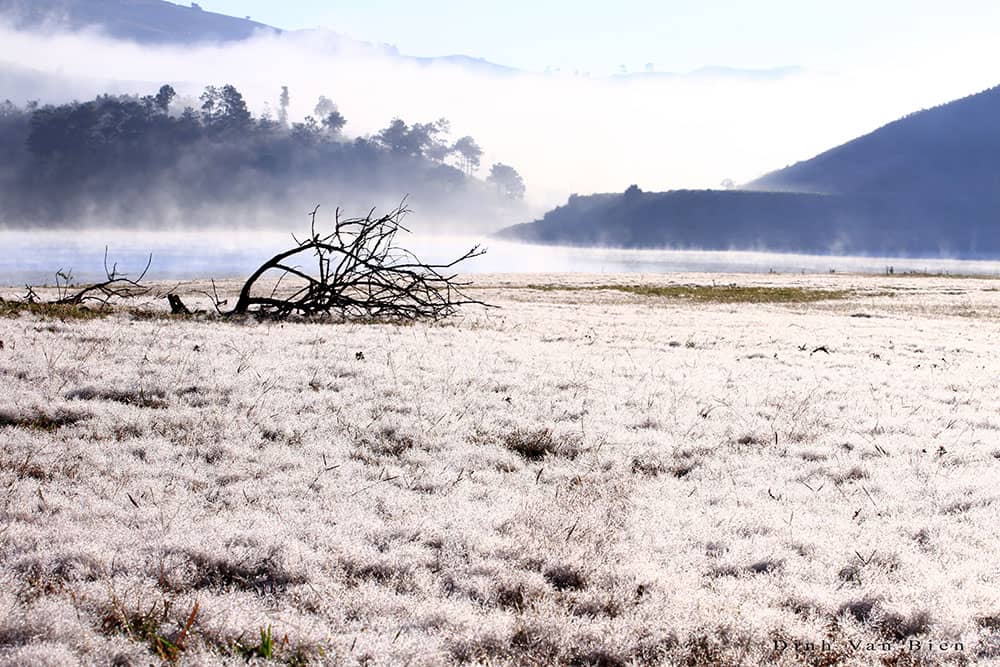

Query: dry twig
(52, 247), (152, 308)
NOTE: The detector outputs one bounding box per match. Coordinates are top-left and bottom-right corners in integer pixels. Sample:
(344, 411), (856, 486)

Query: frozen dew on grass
(2, 272), (1000, 664)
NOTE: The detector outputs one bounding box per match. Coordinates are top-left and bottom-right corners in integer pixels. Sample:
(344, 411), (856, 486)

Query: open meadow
(3, 272), (1000, 666)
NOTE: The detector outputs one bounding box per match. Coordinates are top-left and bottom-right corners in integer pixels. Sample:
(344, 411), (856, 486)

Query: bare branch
(227, 202), (493, 321)
(51, 250), (153, 308)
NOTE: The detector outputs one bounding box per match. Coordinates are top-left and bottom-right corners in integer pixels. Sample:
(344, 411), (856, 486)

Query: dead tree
(51, 248), (152, 307)
(224, 203), (489, 320)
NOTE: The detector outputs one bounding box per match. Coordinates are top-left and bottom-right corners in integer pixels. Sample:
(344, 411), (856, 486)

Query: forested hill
(0, 85), (528, 228)
(749, 84), (1000, 198)
(0, 0), (276, 43)
(499, 84), (1000, 257)
(495, 189), (978, 256)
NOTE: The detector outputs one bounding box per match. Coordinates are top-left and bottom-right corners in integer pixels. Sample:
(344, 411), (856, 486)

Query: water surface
(3, 229), (1000, 284)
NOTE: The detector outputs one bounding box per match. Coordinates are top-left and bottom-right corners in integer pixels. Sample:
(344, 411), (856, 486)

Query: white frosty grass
(2, 273), (1000, 665)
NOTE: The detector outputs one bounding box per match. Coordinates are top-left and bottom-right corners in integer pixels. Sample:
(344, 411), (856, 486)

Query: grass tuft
(880, 610), (933, 641)
(237, 625), (275, 660)
(708, 558), (783, 578)
(180, 551), (302, 595)
(0, 300), (109, 320)
(100, 595), (188, 664)
(523, 283), (850, 303)
(630, 454), (669, 477)
(502, 428), (582, 461)
(568, 646), (628, 667)
(0, 407), (89, 431)
(543, 564), (587, 591)
(494, 582), (531, 611)
(66, 386), (169, 409)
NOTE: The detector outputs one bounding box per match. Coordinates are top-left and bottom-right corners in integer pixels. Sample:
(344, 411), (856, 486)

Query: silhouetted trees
(153, 85), (176, 113)
(278, 85), (290, 127)
(200, 85), (251, 131)
(322, 110), (347, 135)
(375, 117), (452, 160)
(0, 83), (526, 225)
(314, 96), (347, 136)
(487, 163), (526, 200)
(453, 136), (483, 175)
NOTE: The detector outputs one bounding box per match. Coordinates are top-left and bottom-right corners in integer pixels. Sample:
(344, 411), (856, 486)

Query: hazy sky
(202, 0), (1000, 74)
(4, 3), (1000, 207)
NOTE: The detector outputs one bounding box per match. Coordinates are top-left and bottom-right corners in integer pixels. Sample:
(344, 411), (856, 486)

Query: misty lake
(4, 229), (1000, 284)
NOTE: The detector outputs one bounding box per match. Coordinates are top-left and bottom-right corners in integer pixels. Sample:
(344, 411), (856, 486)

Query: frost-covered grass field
(3, 272), (1000, 666)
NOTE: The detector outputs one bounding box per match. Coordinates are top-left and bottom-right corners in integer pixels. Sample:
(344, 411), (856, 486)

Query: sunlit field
(3, 272), (999, 665)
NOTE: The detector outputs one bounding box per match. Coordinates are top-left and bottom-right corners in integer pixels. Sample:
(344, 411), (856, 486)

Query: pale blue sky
(201, 1), (1000, 74)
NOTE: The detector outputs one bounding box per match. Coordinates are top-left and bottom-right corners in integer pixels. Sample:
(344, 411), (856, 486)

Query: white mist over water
(4, 20), (1000, 208)
(3, 230), (1000, 284)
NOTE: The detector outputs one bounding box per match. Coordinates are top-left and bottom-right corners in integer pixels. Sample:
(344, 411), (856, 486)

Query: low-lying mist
(5, 228), (1000, 286)
(3, 19), (1000, 211)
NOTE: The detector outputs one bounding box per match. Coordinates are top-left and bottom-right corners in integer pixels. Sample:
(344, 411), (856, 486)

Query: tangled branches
(27, 247), (152, 308)
(225, 203), (490, 320)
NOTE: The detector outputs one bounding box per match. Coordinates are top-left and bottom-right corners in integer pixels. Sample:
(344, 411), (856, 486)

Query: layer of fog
(3, 21), (1000, 210)
(5, 229), (1000, 285)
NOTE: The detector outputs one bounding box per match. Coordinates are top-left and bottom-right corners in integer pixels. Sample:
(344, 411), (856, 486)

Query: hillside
(499, 84), (1000, 257)
(0, 0), (795, 82)
(0, 0), (277, 43)
(496, 189), (977, 255)
(749, 84), (1000, 198)
(0, 85), (530, 230)
(0, 0), (517, 75)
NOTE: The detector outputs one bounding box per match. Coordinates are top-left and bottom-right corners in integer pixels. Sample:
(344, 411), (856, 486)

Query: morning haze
(2, 2), (1000, 666)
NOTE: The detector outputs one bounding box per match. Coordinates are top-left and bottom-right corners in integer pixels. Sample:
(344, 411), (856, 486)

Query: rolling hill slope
(0, 0), (518, 75)
(500, 84), (1000, 257)
(0, 0), (277, 43)
(749, 84), (1000, 198)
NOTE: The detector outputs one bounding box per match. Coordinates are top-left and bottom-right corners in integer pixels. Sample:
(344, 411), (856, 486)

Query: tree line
(0, 84), (526, 225)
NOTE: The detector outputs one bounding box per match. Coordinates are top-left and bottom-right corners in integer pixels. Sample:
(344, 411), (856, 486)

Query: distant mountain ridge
(611, 65), (803, 82)
(0, 0), (277, 43)
(0, 0), (798, 82)
(748, 84), (1000, 197)
(499, 84), (1000, 257)
(0, 0), (529, 76)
